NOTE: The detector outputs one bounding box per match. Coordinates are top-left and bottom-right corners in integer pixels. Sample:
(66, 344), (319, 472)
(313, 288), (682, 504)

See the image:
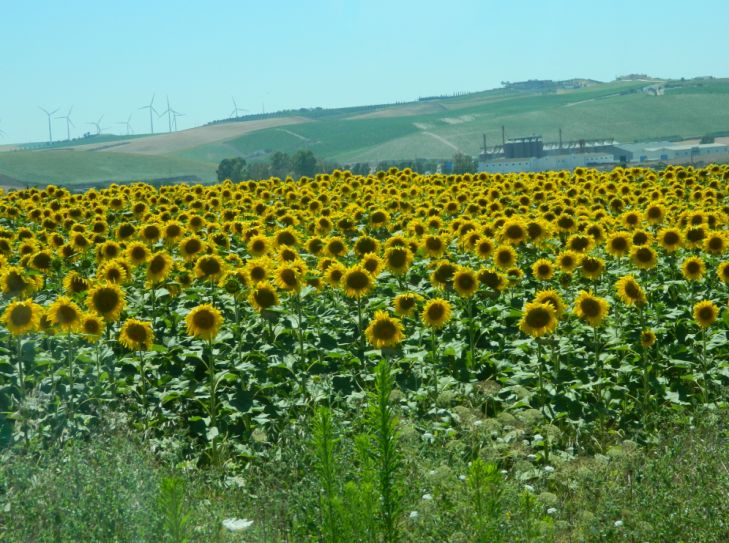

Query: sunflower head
(573, 290), (609, 327)
(393, 292), (423, 317)
(384, 246), (413, 275)
(533, 290), (566, 318)
(341, 265), (374, 298)
(81, 313), (104, 343)
(640, 329), (657, 348)
(630, 245), (658, 270)
(421, 298), (452, 329)
(249, 281), (279, 313)
(519, 302), (558, 338)
(63, 270), (91, 295)
(605, 232), (631, 258)
(430, 260), (457, 289)
(453, 267), (479, 298)
(615, 275), (647, 306)
(194, 254), (226, 282)
(2, 299), (42, 336)
(718, 261), (729, 285)
(493, 245), (517, 269)
(186, 304), (224, 341)
(693, 300), (718, 328)
(118, 318), (154, 351)
(275, 263), (305, 292)
(147, 251), (174, 284)
(126, 241), (151, 267)
(87, 283), (126, 322)
(681, 256), (705, 282)
(365, 310), (404, 349)
(532, 258), (554, 281)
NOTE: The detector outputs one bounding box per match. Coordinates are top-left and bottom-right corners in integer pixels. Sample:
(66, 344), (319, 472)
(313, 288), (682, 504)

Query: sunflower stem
(207, 339), (219, 466)
(138, 348), (147, 409)
(701, 328), (709, 405)
(356, 296), (364, 363)
(67, 334), (75, 421)
(15, 337), (24, 400)
(430, 328), (438, 400)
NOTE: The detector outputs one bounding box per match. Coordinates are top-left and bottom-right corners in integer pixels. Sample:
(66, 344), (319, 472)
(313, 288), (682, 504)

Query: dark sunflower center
(192, 310), (216, 330)
(277, 231), (296, 246)
(686, 261), (701, 274)
(345, 271), (370, 290)
(373, 319), (397, 340)
(131, 247), (147, 261)
(434, 264), (456, 284)
(94, 289), (120, 314)
(583, 258), (600, 273)
(427, 304), (446, 321)
(611, 238), (628, 251)
(33, 253), (52, 269)
(199, 257), (221, 276)
(10, 306), (32, 326)
(254, 288), (276, 308)
(625, 281), (641, 299)
(698, 307), (714, 321)
(398, 297), (415, 311)
(496, 251), (513, 265)
(280, 269), (298, 287)
(184, 239), (202, 254)
(633, 232), (649, 245)
(635, 248), (653, 262)
(525, 307), (551, 329)
(456, 273), (476, 290)
(663, 232), (679, 245)
(149, 256), (167, 274)
(387, 249), (407, 268)
(580, 298), (601, 318)
(356, 237), (376, 254)
(328, 240), (345, 254)
(126, 323), (149, 343)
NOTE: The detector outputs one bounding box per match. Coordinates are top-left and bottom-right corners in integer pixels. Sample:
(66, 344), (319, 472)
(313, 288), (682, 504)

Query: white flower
(422, 432), (434, 443)
(458, 474), (466, 481)
(222, 518), (254, 532)
(614, 519), (624, 528)
(544, 465), (555, 473)
(533, 434), (544, 442)
(422, 493), (433, 501)
(527, 454), (537, 461)
(524, 484), (535, 493)
(409, 510), (419, 520)
(547, 507), (557, 515)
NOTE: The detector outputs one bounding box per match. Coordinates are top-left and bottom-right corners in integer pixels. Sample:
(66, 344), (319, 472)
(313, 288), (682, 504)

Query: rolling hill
(2, 77), (729, 186)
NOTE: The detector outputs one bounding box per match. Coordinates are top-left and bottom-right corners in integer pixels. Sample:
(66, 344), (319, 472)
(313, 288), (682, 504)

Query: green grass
(0, 149), (217, 185)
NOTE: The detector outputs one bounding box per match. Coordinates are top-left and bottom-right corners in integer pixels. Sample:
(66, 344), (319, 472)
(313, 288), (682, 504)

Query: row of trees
(217, 151), (477, 181)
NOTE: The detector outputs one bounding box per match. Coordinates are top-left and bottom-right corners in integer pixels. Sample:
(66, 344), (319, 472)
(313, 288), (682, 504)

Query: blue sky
(1, 0), (728, 143)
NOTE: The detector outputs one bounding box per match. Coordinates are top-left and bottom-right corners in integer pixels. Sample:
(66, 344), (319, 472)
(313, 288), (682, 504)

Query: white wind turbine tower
(230, 97), (247, 119)
(159, 95), (177, 133)
(171, 110), (184, 131)
(39, 106), (59, 144)
(86, 115), (107, 136)
(117, 113), (134, 136)
(55, 106), (75, 141)
(139, 94), (158, 134)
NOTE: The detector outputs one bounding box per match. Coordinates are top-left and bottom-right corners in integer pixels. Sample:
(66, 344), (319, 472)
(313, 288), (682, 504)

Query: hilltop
(2, 76), (729, 186)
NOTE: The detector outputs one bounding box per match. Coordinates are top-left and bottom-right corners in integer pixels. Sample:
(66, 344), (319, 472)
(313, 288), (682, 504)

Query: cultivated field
(0, 165), (728, 541)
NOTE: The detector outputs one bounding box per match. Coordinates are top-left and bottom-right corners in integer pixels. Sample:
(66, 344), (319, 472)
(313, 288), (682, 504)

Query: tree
(291, 150), (318, 178)
(216, 157), (247, 182)
(247, 161), (270, 180)
(269, 151), (291, 178)
(452, 152), (476, 174)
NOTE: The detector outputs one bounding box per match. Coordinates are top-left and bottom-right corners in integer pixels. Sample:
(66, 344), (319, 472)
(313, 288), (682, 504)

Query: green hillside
(3, 78), (729, 186)
(0, 150), (216, 186)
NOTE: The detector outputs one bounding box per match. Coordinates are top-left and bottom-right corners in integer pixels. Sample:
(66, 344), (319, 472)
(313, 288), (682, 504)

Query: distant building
(478, 152), (614, 173)
(613, 141), (729, 164)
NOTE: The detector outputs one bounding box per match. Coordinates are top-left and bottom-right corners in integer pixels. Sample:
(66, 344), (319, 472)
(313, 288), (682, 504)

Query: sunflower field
(0, 165), (728, 461)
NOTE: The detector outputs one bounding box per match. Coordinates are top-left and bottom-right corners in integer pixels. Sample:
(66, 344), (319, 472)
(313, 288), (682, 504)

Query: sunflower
(579, 256), (605, 280)
(219, 269), (249, 296)
(393, 292), (423, 317)
(556, 250), (581, 273)
(501, 218), (528, 245)
(384, 246), (413, 276)
(274, 227), (299, 248)
(531, 258), (555, 281)
(147, 251), (174, 284)
(566, 234), (594, 253)
(693, 300), (718, 328)
(325, 263), (346, 287)
(186, 304), (224, 341)
(421, 298), (452, 329)
(194, 254), (226, 282)
(717, 261), (729, 285)
(703, 232), (726, 255)
(2, 299), (42, 335)
(80, 313), (104, 343)
(478, 268), (507, 292)
(493, 245), (517, 269)
(47, 296), (83, 332)
(87, 283), (126, 322)
(365, 310), (404, 349)
(615, 275), (647, 306)
(640, 329), (657, 348)
(275, 263), (305, 292)
(247, 235), (271, 257)
(360, 253), (384, 276)
(97, 259), (128, 285)
(573, 291), (609, 327)
(605, 232), (632, 258)
(96, 240), (122, 262)
(353, 235), (380, 257)
(422, 234), (448, 258)
(63, 270), (91, 295)
(325, 236), (348, 258)
(657, 228), (682, 252)
(28, 250), (53, 272)
(162, 221), (184, 244)
(306, 237), (325, 256)
(453, 267), (479, 298)
(474, 238), (494, 260)
(246, 257), (271, 284)
(341, 265), (374, 298)
(519, 302), (558, 338)
(1, 266), (43, 298)
(430, 260), (457, 289)
(681, 256), (705, 281)
(125, 241), (151, 267)
(533, 290), (566, 318)
(630, 246), (658, 270)
(139, 223), (162, 244)
(249, 281), (279, 312)
(118, 318), (154, 351)
(179, 236), (206, 261)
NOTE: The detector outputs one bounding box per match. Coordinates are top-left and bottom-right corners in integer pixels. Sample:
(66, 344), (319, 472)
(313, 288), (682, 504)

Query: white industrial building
(478, 152), (614, 173)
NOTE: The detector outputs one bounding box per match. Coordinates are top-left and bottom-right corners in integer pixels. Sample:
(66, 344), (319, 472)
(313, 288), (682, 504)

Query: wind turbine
(0, 118), (5, 138)
(171, 110), (184, 131)
(55, 106), (75, 141)
(39, 106), (59, 144)
(139, 93), (158, 134)
(158, 95), (176, 133)
(86, 115), (106, 136)
(117, 113), (134, 135)
(230, 97), (247, 118)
